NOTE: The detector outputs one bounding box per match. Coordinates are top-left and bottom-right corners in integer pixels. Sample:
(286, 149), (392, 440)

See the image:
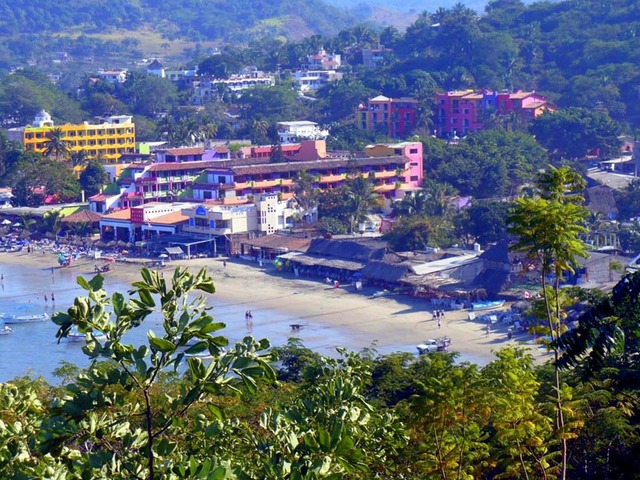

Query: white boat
(4, 312), (49, 324)
(0, 325), (13, 335)
(67, 329), (107, 342)
(471, 300), (505, 311)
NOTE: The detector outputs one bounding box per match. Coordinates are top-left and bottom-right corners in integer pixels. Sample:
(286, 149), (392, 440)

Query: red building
(356, 95), (419, 139)
(434, 89), (554, 138)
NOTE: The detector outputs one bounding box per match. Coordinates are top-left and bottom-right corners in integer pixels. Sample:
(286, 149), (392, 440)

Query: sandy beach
(0, 250), (550, 366)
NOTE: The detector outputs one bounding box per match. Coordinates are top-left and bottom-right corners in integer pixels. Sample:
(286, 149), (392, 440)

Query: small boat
(471, 300), (505, 311)
(0, 325), (13, 335)
(67, 329), (107, 343)
(4, 312), (50, 324)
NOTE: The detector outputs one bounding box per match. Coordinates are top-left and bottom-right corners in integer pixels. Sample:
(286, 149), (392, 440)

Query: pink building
(435, 89), (554, 138)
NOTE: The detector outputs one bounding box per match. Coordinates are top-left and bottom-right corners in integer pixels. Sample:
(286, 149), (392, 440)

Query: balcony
(319, 173), (345, 183)
(372, 170), (398, 179)
(253, 179), (280, 188)
(374, 184), (397, 193)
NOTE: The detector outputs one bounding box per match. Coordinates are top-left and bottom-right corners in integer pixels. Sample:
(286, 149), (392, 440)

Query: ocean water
(0, 262), (357, 383)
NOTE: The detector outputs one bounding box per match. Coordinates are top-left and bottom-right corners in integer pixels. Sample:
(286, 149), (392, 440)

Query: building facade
(191, 140), (423, 201)
(356, 95), (419, 139)
(17, 111), (136, 163)
(434, 89), (554, 138)
(181, 194), (298, 237)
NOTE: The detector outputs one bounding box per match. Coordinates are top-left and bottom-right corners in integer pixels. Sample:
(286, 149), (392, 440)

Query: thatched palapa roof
(61, 210), (103, 223)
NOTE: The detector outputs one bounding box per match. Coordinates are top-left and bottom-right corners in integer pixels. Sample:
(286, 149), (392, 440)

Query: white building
(306, 49), (341, 70)
(97, 69), (128, 84)
(182, 194), (299, 237)
(277, 121), (329, 144)
(293, 70), (342, 92)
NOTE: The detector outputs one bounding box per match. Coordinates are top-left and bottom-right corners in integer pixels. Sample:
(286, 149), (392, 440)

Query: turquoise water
(0, 262), (356, 383)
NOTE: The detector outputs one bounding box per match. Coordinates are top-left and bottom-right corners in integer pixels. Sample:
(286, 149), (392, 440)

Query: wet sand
(0, 250), (550, 365)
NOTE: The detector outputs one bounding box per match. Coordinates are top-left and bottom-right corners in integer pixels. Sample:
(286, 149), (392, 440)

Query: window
(410, 175), (419, 181)
(409, 148), (418, 154)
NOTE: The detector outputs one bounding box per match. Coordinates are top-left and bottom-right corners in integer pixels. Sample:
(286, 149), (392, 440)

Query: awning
(165, 246), (184, 255)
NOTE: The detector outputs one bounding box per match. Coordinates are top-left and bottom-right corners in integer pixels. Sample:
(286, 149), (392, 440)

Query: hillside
(0, 0), (355, 42)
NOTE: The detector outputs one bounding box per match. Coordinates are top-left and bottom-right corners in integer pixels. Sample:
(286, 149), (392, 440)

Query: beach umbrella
(13, 222), (21, 227)
(1, 219), (11, 226)
(159, 253), (169, 258)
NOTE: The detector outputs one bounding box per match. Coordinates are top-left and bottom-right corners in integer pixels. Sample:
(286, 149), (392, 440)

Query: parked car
(416, 337), (451, 355)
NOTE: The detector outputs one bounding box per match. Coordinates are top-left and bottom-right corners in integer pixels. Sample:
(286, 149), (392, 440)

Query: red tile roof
(89, 193), (115, 201)
(102, 208), (131, 220)
(162, 147), (205, 156)
(148, 211), (189, 225)
(148, 160), (219, 172)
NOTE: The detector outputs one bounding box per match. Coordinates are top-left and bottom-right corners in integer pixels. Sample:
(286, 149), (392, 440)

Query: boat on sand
(471, 300), (505, 311)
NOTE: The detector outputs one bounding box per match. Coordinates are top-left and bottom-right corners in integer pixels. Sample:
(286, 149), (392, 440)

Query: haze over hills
(324, 0), (537, 15)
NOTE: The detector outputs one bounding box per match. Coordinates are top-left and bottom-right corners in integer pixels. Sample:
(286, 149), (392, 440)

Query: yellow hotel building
(20, 110), (136, 163)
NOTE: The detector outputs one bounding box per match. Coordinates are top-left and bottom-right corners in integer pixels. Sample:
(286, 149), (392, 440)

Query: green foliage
(47, 267), (275, 478)
(458, 200), (510, 245)
(429, 130), (548, 198)
(508, 166), (590, 480)
(0, 70), (87, 126)
(238, 85), (305, 125)
(530, 107), (622, 161)
(384, 216), (452, 251)
(79, 159), (110, 197)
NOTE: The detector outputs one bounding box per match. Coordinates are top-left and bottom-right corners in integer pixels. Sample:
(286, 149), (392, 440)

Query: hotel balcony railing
(372, 170), (398, 179)
(319, 173), (345, 183)
(374, 184), (397, 193)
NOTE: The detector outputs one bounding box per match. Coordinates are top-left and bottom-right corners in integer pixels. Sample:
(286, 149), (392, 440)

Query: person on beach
(44, 294), (47, 303)
(223, 260), (227, 268)
(438, 317), (441, 329)
(51, 292), (55, 303)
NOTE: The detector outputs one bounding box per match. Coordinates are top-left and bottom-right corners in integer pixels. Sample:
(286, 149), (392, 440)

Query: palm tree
(17, 213), (36, 232)
(43, 127), (70, 161)
(70, 150), (89, 168)
(344, 176), (383, 234)
(251, 119), (270, 145)
(198, 123), (218, 149)
(41, 211), (65, 239)
(294, 170), (320, 223)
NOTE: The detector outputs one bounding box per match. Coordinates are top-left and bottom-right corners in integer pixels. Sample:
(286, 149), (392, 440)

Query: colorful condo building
(434, 89), (554, 137)
(191, 140), (423, 203)
(92, 141), (423, 250)
(91, 140), (423, 212)
(13, 110), (136, 163)
(356, 95), (419, 139)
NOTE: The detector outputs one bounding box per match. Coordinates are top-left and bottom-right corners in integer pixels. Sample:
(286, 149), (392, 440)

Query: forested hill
(0, 0), (355, 41)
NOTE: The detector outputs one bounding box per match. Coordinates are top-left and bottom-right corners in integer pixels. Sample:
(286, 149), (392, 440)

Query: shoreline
(0, 251), (550, 365)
